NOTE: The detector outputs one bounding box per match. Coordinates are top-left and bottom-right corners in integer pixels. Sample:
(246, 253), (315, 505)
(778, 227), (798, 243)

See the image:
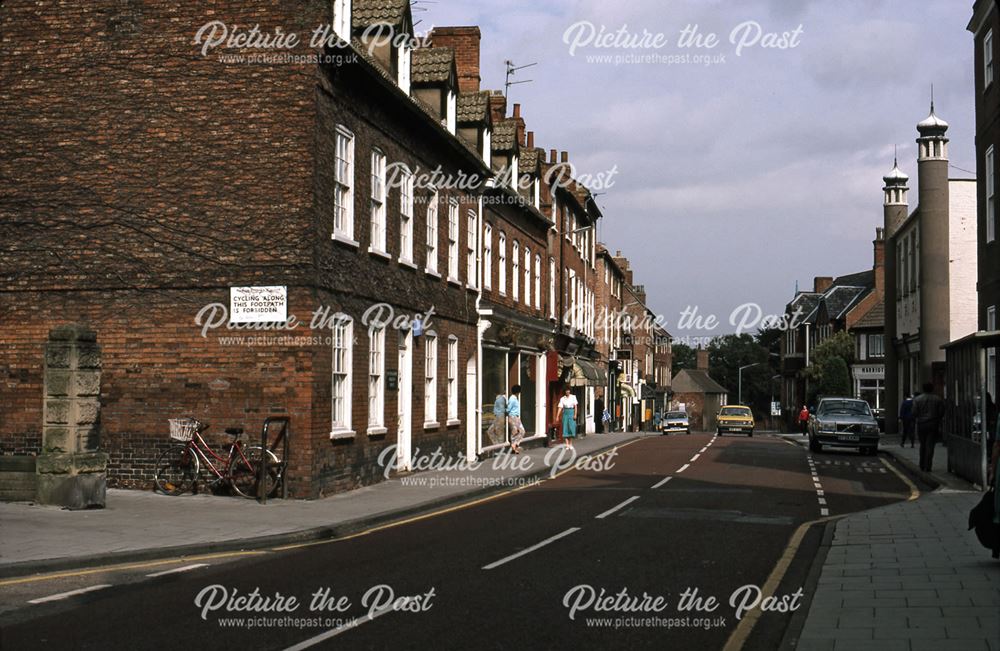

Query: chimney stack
(488, 90), (506, 123)
(696, 349), (709, 371)
(527, 131), (534, 149)
(813, 276), (833, 294)
(428, 27), (481, 92)
(873, 228), (886, 296)
(550, 148), (558, 164)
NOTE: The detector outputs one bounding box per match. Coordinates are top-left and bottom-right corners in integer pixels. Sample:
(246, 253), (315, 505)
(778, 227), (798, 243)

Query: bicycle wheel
(228, 446), (280, 499)
(154, 444), (199, 495)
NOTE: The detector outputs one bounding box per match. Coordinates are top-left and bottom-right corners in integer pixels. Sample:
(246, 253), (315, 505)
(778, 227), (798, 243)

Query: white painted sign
(229, 286), (287, 323)
(771, 401), (782, 416)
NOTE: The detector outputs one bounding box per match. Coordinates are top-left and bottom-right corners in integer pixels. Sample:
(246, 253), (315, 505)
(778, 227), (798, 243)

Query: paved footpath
(0, 431), (644, 575)
(794, 436), (1000, 651)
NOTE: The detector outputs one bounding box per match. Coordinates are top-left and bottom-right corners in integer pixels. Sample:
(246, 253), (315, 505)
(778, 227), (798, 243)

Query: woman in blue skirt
(557, 388), (579, 449)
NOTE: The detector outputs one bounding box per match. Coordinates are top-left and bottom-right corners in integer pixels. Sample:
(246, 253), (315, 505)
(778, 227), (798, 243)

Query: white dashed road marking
(29, 584), (112, 604)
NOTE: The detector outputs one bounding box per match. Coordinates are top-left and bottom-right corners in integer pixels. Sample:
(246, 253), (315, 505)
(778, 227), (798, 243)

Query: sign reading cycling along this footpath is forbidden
(229, 286), (288, 324)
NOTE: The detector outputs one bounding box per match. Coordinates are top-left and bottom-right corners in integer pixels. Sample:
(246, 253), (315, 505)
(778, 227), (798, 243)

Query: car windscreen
(719, 408), (751, 417)
(817, 400), (871, 417)
(664, 412), (687, 419)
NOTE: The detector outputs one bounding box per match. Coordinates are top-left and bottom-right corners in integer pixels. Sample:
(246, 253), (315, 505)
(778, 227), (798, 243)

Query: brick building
(0, 1), (668, 498)
(0, 0), (492, 497)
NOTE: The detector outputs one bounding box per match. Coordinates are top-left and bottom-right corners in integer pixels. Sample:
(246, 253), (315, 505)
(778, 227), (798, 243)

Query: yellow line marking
(0, 550), (265, 588)
(272, 438), (643, 552)
(722, 514), (841, 651)
(879, 456), (920, 501)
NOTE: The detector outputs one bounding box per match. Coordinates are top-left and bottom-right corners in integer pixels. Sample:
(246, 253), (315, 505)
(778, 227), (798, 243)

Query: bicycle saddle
(224, 427), (244, 436)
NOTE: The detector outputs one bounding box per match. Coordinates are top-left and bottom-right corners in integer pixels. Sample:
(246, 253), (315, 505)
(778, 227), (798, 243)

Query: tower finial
(894, 144), (898, 167)
(930, 83), (935, 113)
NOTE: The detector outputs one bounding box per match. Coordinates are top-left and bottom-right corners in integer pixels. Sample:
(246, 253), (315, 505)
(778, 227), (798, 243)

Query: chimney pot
(561, 151), (569, 163)
(550, 148), (558, 164)
(513, 103), (520, 118)
(527, 131), (534, 149)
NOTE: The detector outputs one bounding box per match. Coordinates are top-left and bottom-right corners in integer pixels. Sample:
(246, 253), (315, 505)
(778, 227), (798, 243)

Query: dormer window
(333, 0), (351, 43)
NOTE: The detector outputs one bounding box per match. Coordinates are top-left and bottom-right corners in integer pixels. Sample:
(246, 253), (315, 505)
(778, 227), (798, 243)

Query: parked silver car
(808, 397), (880, 455)
(661, 411), (691, 435)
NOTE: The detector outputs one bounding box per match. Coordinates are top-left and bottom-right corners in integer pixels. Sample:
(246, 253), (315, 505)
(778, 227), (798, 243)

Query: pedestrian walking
(594, 394), (605, 434)
(653, 410), (662, 430)
(899, 394), (916, 448)
(797, 405), (810, 435)
(557, 388), (579, 449)
(913, 382), (947, 472)
(507, 385), (526, 454)
(486, 393), (507, 446)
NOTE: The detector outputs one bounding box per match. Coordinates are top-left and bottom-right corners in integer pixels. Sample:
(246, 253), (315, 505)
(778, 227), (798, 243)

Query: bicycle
(153, 418), (280, 498)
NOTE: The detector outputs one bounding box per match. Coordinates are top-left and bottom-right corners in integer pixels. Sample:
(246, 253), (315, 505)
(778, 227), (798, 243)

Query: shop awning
(569, 359), (601, 387)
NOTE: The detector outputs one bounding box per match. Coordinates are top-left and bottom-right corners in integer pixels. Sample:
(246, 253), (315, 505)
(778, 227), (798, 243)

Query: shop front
(943, 331), (1000, 487)
(481, 345), (547, 454)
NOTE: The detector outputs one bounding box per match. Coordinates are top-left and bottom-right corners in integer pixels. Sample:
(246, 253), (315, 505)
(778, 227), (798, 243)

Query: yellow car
(716, 405), (755, 437)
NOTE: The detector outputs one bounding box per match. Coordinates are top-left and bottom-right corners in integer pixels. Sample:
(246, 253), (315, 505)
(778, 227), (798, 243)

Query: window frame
(483, 224), (493, 290)
(424, 334), (438, 427)
(988, 145), (996, 244)
(330, 316), (354, 437)
(425, 190), (439, 275)
(333, 126), (356, 244)
(369, 149), (387, 255)
(367, 325), (386, 434)
(399, 166), (414, 264)
(446, 336), (459, 423)
(447, 199), (460, 283)
(512, 240), (520, 301)
(498, 232), (507, 295)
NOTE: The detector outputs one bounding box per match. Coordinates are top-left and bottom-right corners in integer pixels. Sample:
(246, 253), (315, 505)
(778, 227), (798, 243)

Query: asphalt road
(0, 433), (917, 650)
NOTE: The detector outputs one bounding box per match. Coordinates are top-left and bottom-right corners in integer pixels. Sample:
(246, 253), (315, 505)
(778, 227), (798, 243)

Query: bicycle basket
(169, 418), (200, 441)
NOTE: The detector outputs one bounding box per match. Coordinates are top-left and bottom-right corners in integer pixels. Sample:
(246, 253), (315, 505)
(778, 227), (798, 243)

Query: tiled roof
(352, 0), (409, 28)
(412, 47), (455, 84)
(520, 147), (541, 173)
(823, 286), (867, 320)
(492, 119), (519, 152)
(457, 91), (490, 124)
(852, 301), (884, 329)
(671, 369), (728, 395)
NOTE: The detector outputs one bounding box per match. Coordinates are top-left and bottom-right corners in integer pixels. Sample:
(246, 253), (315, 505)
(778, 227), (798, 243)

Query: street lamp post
(738, 362), (763, 405)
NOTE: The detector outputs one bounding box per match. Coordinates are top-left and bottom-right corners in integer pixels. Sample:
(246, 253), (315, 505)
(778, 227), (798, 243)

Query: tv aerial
(505, 60), (537, 97)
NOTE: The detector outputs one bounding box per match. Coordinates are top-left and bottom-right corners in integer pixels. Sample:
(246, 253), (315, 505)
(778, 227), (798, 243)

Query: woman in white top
(557, 388), (579, 448)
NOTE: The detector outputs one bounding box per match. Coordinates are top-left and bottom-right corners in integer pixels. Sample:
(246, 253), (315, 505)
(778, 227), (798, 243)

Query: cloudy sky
(421, 0), (977, 339)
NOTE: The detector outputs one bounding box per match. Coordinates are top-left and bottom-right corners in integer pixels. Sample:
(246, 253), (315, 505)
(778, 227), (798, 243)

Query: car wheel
(748, 429), (754, 438)
(686, 429), (690, 435)
(716, 429), (722, 437)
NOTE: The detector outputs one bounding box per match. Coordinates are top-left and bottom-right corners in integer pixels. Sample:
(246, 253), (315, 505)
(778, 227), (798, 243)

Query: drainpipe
(472, 193), (485, 462)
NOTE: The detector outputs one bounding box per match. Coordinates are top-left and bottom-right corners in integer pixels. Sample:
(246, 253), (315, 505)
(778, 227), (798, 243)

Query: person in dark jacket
(899, 395), (916, 448)
(913, 383), (947, 472)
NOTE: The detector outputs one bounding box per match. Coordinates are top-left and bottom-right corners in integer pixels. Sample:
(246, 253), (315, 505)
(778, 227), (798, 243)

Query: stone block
(47, 370), (72, 397)
(76, 424), (100, 451)
(74, 371), (101, 397)
(36, 453), (75, 474)
(76, 400), (100, 425)
(42, 426), (72, 453)
(45, 399), (71, 425)
(45, 344), (72, 370)
(77, 345), (102, 370)
(73, 451), (109, 474)
(36, 472), (106, 509)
